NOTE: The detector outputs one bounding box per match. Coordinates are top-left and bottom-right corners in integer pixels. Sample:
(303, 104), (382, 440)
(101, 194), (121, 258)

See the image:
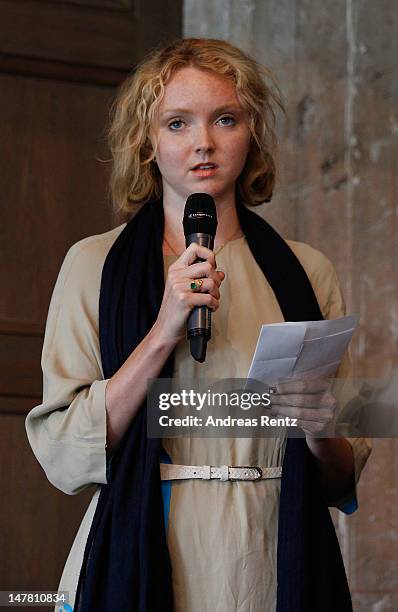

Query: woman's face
(152, 66), (251, 207)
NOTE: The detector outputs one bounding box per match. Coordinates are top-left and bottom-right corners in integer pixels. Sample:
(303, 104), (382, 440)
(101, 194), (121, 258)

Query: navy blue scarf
(75, 198), (352, 612)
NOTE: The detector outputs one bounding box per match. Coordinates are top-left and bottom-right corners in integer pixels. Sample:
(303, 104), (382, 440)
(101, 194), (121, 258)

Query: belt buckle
(230, 466), (263, 481)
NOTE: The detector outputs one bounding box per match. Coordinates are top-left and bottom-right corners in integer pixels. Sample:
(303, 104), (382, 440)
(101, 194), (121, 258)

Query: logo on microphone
(189, 212), (213, 220)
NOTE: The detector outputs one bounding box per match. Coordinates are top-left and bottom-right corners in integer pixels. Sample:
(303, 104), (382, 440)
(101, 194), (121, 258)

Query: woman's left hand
(268, 377), (338, 437)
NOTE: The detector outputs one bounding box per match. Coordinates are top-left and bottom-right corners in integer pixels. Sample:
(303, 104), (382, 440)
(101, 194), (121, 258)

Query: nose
(194, 124), (215, 154)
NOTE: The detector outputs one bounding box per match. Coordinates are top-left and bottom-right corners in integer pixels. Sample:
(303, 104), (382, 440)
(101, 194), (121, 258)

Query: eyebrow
(160, 104), (243, 117)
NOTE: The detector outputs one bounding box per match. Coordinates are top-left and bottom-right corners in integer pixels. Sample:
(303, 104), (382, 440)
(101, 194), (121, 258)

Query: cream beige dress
(25, 223), (372, 612)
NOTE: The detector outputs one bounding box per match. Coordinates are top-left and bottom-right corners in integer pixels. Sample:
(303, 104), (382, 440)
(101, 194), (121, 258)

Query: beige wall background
(184, 0), (398, 610)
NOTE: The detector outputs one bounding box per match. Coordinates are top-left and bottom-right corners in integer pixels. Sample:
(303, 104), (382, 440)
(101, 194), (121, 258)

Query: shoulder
(286, 240), (336, 282)
(50, 224), (126, 313)
(65, 224), (126, 272)
(286, 239), (346, 319)
(58, 224), (126, 287)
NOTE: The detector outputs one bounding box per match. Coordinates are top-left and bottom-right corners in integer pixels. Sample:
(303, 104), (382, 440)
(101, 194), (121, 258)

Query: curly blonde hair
(108, 38), (285, 214)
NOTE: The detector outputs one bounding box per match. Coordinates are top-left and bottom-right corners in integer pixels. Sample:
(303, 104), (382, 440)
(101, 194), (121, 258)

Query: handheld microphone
(183, 193), (218, 363)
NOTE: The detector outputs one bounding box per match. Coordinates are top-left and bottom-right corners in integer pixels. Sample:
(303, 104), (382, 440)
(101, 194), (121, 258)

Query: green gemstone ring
(190, 279), (204, 292)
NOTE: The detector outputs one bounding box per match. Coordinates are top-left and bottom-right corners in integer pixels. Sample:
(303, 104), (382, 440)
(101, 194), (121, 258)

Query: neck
(162, 191), (243, 255)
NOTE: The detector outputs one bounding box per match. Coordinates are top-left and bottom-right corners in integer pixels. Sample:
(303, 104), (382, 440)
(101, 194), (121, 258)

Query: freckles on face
(153, 66), (252, 202)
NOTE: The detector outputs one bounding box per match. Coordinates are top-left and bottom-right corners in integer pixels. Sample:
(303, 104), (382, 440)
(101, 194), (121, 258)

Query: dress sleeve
(295, 243), (372, 514)
(25, 236), (112, 495)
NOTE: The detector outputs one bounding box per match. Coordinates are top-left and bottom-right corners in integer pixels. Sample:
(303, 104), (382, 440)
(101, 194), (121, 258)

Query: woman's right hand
(154, 242), (226, 347)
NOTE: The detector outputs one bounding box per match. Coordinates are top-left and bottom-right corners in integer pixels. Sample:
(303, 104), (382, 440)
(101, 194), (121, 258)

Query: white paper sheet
(247, 314), (359, 384)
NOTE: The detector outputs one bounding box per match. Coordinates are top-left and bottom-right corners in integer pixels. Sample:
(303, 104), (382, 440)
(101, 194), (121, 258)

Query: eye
(217, 116), (236, 126)
(168, 119), (184, 130)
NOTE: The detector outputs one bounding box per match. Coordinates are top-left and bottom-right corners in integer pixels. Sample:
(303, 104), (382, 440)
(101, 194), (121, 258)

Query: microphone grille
(183, 193), (218, 237)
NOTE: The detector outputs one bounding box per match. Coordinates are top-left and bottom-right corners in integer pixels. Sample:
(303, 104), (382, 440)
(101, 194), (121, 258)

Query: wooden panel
(0, 396), (38, 416)
(0, 52), (129, 86)
(0, 331), (43, 399)
(53, 0), (133, 9)
(0, 323), (44, 410)
(0, 0), (182, 70)
(0, 414), (94, 610)
(0, 73), (114, 327)
(0, 322), (43, 336)
(0, 0), (183, 606)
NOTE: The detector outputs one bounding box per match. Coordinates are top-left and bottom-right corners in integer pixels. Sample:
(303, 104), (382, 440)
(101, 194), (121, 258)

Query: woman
(26, 38), (371, 612)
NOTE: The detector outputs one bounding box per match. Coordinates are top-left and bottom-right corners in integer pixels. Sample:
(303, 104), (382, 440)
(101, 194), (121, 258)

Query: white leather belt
(160, 463), (282, 482)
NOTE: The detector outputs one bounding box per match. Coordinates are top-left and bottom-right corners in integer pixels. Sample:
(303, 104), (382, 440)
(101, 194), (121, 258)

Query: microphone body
(185, 232), (214, 360)
(183, 194), (218, 363)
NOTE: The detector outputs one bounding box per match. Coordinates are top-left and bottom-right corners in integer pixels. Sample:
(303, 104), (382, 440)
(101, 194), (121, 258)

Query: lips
(190, 162), (218, 170)
(190, 164), (218, 178)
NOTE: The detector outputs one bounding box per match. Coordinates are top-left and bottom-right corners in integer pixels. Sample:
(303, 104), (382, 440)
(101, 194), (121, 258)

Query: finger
(297, 419), (335, 436)
(186, 292), (220, 312)
(167, 275), (221, 303)
(182, 260), (215, 279)
(187, 278), (220, 299)
(171, 286), (219, 312)
(269, 377), (331, 396)
(207, 269), (225, 285)
(269, 406), (333, 422)
(270, 393), (327, 409)
(178, 243), (217, 268)
(297, 419), (336, 438)
(181, 264), (225, 287)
